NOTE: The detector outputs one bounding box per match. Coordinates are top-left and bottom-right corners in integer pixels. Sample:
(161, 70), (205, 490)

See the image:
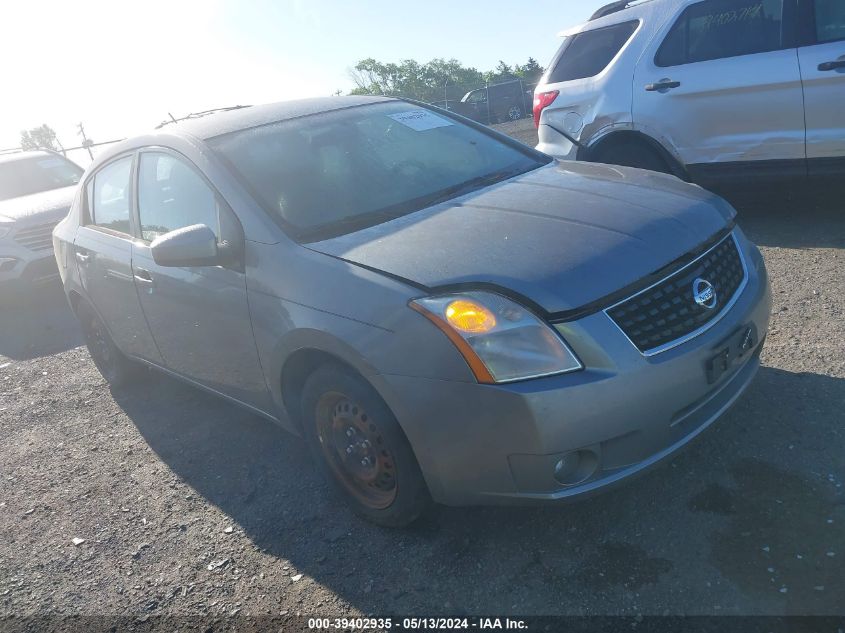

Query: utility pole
(77, 123), (94, 161)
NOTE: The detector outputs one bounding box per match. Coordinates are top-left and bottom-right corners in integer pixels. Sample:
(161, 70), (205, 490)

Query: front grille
(606, 232), (747, 354)
(14, 222), (57, 252)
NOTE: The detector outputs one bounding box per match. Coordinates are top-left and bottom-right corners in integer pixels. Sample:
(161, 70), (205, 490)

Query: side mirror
(150, 223), (219, 267)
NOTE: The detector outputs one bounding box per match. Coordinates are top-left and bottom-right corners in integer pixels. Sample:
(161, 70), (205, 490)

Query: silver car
(1, 150), (83, 290)
(533, 0), (845, 189)
(53, 97), (771, 526)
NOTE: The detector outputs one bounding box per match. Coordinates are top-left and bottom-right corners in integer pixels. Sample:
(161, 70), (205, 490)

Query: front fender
(247, 289), (476, 432)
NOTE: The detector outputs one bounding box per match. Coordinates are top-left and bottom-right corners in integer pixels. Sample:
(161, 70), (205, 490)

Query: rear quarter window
(545, 20), (639, 83)
(814, 0), (845, 43)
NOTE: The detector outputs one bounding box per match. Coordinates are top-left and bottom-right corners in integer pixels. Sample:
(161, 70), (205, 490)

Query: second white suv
(533, 0), (845, 189)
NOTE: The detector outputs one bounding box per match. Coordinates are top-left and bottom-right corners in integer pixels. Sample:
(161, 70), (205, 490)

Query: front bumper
(373, 231), (771, 506)
(0, 221), (62, 288)
(0, 251), (59, 287)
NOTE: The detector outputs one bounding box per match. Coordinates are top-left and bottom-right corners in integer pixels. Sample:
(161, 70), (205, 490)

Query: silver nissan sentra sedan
(53, 96), (771, 526)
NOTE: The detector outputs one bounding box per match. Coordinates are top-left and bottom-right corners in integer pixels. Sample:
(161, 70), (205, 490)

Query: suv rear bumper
(536, 124), (579, 160)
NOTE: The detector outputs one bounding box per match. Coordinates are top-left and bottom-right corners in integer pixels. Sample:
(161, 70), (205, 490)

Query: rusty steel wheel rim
(87, 315), (114, 369)
(314, 391), (397, 509)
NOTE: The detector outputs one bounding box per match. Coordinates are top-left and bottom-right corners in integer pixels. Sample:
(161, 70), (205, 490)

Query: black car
(443, 80), (533, 124)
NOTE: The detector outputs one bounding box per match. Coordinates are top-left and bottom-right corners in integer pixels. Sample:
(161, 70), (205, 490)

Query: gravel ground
(491, 118), (538, 146)
(1, 137), (843, 624)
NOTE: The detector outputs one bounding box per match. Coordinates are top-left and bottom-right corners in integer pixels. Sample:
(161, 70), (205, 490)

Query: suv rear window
(545, 21), (639, 83)
(656, 0), (786, 67)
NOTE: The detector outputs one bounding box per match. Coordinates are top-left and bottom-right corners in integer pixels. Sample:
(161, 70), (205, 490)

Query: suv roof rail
(0, 147), (25, 156)
(588, 0), (633, 20)
(156, 105), (252, 129)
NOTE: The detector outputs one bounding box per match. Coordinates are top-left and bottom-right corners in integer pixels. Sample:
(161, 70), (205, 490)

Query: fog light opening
(553, 450), (598, 486)
(0, 258), (17, 273)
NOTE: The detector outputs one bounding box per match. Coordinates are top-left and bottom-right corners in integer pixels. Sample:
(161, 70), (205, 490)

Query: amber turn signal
(445, 299), (497, 333)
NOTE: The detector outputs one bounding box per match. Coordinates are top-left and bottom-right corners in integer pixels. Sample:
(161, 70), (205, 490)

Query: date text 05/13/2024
(307, 617), (529, 630)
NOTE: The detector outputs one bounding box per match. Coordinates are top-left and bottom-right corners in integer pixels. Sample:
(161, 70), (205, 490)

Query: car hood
(306, 161), (735, 315)
(0, 186), (76, 224)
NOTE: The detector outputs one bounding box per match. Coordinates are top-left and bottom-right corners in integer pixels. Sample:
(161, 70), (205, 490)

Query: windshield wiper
(420, 165), (533, 209)
(299, 163), (537, 243)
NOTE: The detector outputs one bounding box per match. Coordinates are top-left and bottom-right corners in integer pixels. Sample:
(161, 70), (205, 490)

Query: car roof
(163, 95), (397, 141)
(558, 0), (688, 36)
(0, 149), (59, 165)
(84, 95), (403, 174)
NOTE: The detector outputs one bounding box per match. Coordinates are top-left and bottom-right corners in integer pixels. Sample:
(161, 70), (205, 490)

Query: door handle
(645, 80), (681, 92)
(134, 268), (154, 284)
(818, 60), (845, 71)
(75, 251), (90, 264)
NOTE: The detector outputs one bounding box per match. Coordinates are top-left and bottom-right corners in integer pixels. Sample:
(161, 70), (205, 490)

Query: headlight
(410, 291), (582, 383)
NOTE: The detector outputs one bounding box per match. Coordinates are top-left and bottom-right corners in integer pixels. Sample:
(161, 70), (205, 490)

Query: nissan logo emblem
(693, 278), (717, 310)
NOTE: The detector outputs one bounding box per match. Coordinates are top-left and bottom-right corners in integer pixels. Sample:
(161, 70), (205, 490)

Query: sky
(0, 0), (608, 161)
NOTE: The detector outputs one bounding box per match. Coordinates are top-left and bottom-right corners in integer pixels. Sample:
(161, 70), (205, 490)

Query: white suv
(533, 0), (845, 189)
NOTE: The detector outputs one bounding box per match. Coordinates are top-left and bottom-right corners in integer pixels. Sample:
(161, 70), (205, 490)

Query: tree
(349, 57), (543, 102)
(483, 60), (517, 84)
(20, 124), (61, 151)
(515, 57), (544, 84)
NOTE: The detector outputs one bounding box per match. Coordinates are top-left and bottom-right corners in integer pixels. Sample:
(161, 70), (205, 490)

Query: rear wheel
(591, 139), (674, 175)
(507, 105), (523, 121)
(76, 301), (139, 387)
(301, 364), (431, 527)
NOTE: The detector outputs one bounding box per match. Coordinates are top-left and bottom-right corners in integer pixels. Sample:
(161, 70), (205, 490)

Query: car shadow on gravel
(110, 363), (845, 614)
(719, 186), (844, 250)
(0, 280), (81, 361)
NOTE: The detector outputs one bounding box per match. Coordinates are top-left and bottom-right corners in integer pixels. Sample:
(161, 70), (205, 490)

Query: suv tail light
(533, 90), (559, 128)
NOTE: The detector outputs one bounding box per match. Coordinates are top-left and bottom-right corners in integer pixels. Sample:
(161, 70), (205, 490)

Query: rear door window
(657, 0), (787, 67)
(813, 0), (845, 43)
(89, 156), (132, 234)
(546, 21), (639, 83)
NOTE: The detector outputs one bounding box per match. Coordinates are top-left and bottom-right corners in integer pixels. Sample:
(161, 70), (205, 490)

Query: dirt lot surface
(1, 132), (843, 624)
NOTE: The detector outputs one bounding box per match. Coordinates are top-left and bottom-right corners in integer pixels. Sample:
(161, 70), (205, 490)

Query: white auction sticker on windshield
(388, 110), (453, 131)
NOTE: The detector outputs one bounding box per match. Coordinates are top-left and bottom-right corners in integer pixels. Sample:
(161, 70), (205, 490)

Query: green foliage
(514, 57), (544, 84)
(20, 124), (60, 151)
(483, 60), (516, 84)
(349, 57), (543, 103)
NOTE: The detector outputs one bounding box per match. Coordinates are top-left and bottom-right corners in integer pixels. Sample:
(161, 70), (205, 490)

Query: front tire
(76, 302), (139, 387)
(301, 364), (431, 527)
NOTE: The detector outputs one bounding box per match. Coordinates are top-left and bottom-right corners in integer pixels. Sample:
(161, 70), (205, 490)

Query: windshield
(0, 154), (83, 201)
(210, 102), (549, 241)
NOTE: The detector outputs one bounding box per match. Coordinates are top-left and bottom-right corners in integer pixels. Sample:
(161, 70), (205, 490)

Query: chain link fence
(0, 139), (124, 167)
(2, 83), (539, 167)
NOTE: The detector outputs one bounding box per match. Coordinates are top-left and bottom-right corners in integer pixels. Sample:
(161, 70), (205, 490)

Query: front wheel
(76, 301), (139, 387)
(301, 365), (431, 527)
